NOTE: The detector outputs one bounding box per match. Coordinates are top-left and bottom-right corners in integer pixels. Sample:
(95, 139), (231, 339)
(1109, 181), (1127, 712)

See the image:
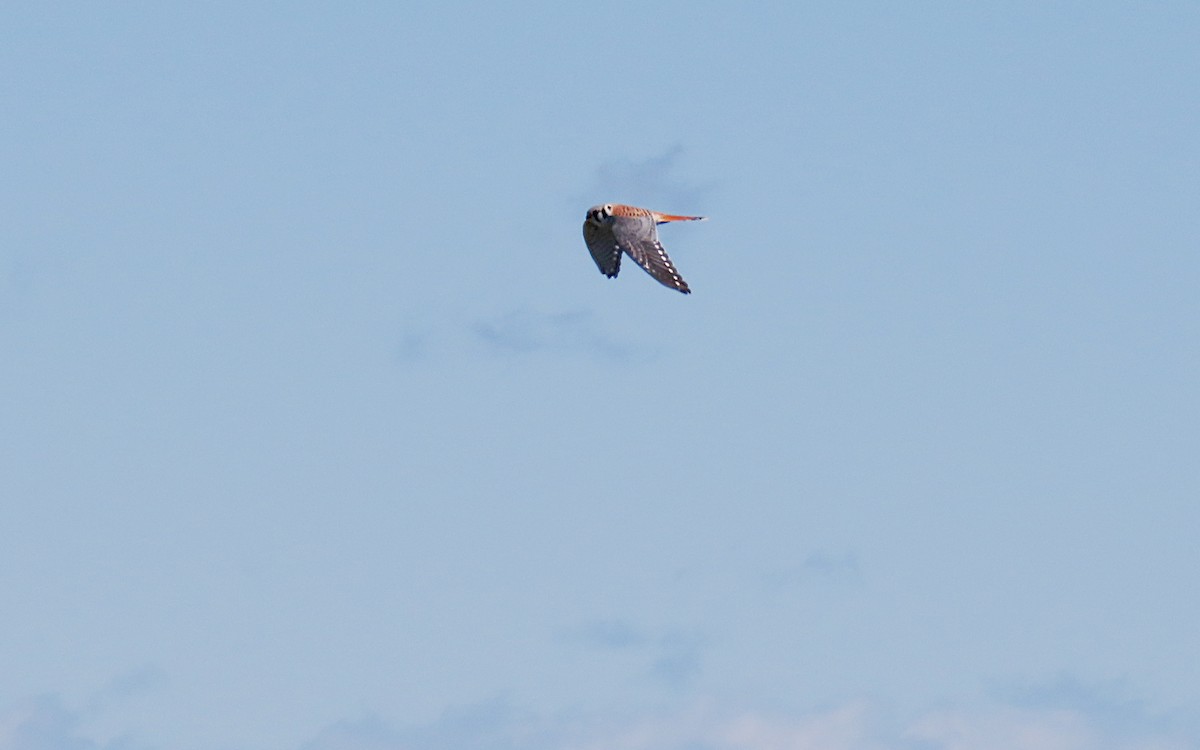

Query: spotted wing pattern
(582, 204), (693, 294)
(609, 214), (691, 294)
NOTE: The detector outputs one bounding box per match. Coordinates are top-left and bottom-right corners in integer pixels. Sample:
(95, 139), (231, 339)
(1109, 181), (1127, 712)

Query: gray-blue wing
(583, 220), (622, 277)
(610, 215), (691, 294)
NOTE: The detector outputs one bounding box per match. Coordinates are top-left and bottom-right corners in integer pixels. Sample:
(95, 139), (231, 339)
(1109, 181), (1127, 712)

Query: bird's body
(582, 203), (705, 294)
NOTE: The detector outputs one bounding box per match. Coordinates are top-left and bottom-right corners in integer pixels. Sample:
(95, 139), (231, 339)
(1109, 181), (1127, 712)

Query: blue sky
(2, 3), (1198, 749)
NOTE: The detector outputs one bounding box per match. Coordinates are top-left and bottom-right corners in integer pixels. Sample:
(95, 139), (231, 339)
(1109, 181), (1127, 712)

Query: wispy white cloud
(298, 699), (550, 750)
(85, 666), (168, 714)
(986, 674), (1195, 748)
(297, 714), (402, 750)
(562, 619), (649, 650)
(586, 147), (713, 214)
(390, 309), (654, 365)
(559, 619), (705, 690)
(702, 704), (884, 750)
(909, 707), (1091, 750)
(648, 632), (705, 690)
(995, 673), (1145, 721)
(802, 551), (862, 578)
(564, 702), (1195, 750)
(2, 693), (1194, 750)
(552, 703), (888, 750)
(293, 699), (1195, 750)
(906, 704), (1198, 750)
(0, 671), (165, 750)
(395, 330), (428, 364)
(0, 695), (126, 750)
(762, 550), (864, 593)
(471, 309), (649, 361)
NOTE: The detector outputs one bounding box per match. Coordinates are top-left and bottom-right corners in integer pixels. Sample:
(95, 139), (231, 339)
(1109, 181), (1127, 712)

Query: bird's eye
(602, 204), (613, 216)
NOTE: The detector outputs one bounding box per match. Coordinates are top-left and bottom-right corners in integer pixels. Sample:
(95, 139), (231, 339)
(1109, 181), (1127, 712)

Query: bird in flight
(582, 203), (706, 294)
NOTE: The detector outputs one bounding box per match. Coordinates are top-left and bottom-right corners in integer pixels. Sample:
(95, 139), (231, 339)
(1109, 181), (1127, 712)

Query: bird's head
(586, 204), (614, 224)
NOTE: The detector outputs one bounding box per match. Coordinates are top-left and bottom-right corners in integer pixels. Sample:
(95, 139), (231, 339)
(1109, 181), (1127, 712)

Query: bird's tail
(652, 212), (707, 224)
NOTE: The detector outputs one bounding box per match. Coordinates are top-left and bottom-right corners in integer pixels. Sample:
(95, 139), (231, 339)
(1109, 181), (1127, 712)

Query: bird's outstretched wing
(611, 215), (691, 294)
(583, 220), (622, 277)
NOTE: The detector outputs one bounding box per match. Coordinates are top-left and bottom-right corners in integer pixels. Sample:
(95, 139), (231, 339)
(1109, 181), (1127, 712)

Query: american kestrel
(583, 203), (706, 294)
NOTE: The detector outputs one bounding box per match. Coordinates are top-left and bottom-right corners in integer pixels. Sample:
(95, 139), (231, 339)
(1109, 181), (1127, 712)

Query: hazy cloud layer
(299, 699), (548, 750)
(907, 705), (1193, 750)
(294, 700), (1195, 750)
(2, 693), (1194, 750)
(989, 673), (1193, 742)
